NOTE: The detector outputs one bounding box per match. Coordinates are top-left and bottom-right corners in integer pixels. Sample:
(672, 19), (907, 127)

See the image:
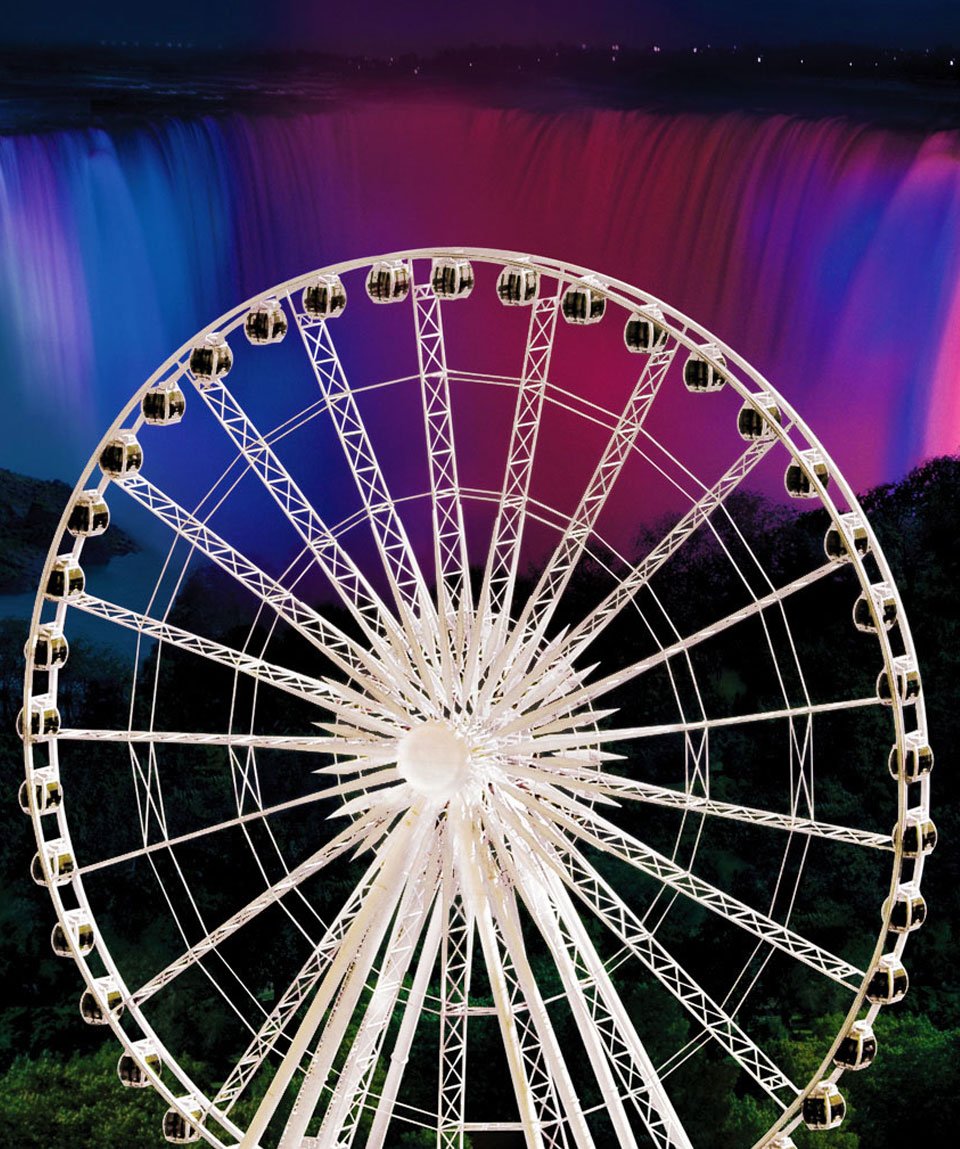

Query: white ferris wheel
(20, 248), (935, 1149)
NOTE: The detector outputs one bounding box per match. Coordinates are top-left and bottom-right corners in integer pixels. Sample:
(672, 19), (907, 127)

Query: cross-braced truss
(21, 249), (931, 1149)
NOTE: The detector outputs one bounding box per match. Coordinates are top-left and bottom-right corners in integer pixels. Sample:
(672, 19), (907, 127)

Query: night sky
(4, 0), (960, 52)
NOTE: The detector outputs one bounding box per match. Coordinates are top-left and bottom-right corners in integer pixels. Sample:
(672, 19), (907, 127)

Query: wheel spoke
(60, 727), (378, 752)
(489, 436), (778, 707)
(313, 845), (440, 1149)
(273, 818), (433, 1149)
(133, 810), (398, 1007)
(453, 814), (557, 1149)
(487, 815), (689, 1149)
(190, 375), (438, 701)
(69, 593), (404, 737)
(78, 768), (398, 878)
(485, 337), (679, 703)
(437, 858), (475, 1149)
(507, 761), (892, 850)
(119, 472), (429, 715)
(465, 291), (562, 703)
(480, 848), (598, 1149)
(214, 837), (400, 1112)
(499, 694), (882, 757)
(490, 560), (839, 737)
(292, 303), (446, 686)
(508, 782), (862, 987)
(496, 801), (798, 1107)
(411, 272), (474, 630)
(366, 899), (445, 1149)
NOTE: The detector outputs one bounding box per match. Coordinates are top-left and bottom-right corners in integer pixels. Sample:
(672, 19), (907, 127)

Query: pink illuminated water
(2, 99), (959, 487)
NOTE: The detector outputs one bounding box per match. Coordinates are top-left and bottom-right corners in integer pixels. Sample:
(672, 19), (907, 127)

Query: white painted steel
(21, 249), (930, 1149)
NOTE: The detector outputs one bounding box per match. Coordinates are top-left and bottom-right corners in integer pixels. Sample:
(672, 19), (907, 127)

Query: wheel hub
(397, 720), (472, 800)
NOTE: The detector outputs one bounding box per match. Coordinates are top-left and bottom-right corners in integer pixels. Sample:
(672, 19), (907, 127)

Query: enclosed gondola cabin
(877, 657), (921, 706)
(431, 257), (474, 299)
(18, 772), (62, 816)
(31, 839), (75, 887)
(682, 349), (726, 393)
(824, 513), (870, 562)
(80, 978), (124, 1024)
(888, 733), (933, 782)
(163, 1100), (203, 1143)
(302, 274), (347, 319)
(46, 555), (84, 600)
(244, 297), (288, 345)
(51, 911), (95, 958)
(142, 381), (186, 426)
(894, 811), (937, 857)
(834, 1020), (877, 1071)
(99, 430), (143, 480)
(884, 882), (927, 933)
(26, 625), (69, 670)
(366, 261), (410, 303)
(624, 311), (667, 353)
(17, 694), (60, 740)
(67, 490), (109, 538)
(118, 1042), (162, 1088)
(785, 451), (829, 498)
(802, 1082), (846, 1130)
(496, 263), (539, 306)
(189, 332), (233, 384)
(562, 280), (606, 325)
(866, 954), (908, 1004)
(737, 395), (782, 441)
(853, 583), (897, 633)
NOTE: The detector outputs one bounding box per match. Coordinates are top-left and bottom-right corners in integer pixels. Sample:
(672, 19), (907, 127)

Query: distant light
(800, 58), (804, 64)
(757, 55), (762, 63)
(653, 45), (661, 53)
(612, 43), (620, 51)
(693, 46), (698, 54)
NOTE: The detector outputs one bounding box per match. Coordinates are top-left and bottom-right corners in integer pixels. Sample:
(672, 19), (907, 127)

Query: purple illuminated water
(2, 97), (959, 490)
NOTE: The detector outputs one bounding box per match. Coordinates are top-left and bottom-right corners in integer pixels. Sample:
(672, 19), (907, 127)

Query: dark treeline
(1, 456), (958, 1146)
(0, 468), (138, 595)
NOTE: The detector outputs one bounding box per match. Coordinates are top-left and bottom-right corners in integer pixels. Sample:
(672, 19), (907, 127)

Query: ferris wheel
(20, 248), (935, 1149)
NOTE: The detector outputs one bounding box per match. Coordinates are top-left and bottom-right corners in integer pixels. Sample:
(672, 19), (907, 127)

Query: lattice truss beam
(461, 291), (563, 708)
(190, 375), (447, 712)
(292, 303), (443, 667)
(411, 277), (474, 630)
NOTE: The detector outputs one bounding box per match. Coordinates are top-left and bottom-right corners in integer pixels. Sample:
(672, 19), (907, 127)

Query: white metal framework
(21, 249), (933, 1149)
